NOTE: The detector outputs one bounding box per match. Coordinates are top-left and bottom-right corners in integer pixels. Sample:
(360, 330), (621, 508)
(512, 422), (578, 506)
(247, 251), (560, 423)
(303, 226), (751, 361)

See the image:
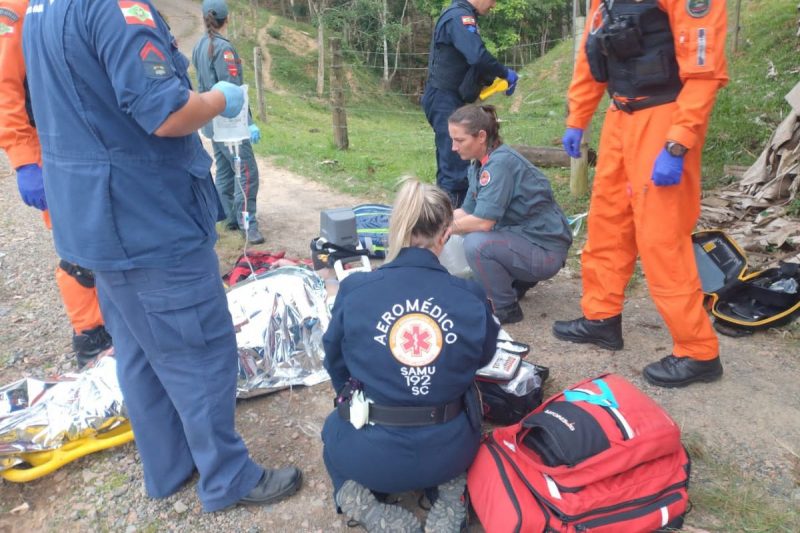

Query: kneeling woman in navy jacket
(321, 178), (500, 532)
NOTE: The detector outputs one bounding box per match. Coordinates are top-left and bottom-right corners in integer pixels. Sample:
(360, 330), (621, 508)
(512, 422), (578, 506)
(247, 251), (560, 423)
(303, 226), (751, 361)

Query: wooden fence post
(569, 7), (589, 197)
(329, 37), (349, 150)
(732, 0), (743, 53)
(253, 47), (267, 122)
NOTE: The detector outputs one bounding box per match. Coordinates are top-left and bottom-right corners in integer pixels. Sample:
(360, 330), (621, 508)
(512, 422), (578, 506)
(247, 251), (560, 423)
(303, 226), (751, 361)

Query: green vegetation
(683, 432), (800, 531)
(226, 0), (798, 212)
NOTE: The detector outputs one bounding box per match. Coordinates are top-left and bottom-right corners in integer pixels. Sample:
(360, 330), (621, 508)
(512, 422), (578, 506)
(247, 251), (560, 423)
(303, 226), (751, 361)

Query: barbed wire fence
(245, 31), (579, 153)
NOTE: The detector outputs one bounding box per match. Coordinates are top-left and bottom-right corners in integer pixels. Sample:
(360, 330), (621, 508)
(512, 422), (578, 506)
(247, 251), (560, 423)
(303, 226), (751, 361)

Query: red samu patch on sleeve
(479, 170), (491, 187)
(118, 1), (156, 28)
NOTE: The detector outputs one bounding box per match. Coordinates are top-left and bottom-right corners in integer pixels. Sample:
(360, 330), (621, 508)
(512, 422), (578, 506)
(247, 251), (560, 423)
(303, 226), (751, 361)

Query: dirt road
(1, 1), (798, 531)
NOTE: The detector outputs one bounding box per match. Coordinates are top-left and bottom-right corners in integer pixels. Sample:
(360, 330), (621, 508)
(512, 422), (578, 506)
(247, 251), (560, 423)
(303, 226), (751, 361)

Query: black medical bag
(692, 230), (800, 336)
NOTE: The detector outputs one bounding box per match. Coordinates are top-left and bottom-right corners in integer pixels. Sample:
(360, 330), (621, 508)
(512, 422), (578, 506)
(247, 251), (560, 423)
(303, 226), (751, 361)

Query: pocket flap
(139, 274), (219, 313)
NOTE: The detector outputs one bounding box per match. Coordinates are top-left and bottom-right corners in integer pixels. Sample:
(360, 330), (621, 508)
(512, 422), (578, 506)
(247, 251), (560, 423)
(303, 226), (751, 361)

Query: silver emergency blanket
(227, 266), (331, 398)
(0, 356), (126, 471)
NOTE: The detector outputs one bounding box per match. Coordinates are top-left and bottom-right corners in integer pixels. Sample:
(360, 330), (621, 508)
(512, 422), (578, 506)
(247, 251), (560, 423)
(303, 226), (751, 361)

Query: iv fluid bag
(212, 84), (250, 143)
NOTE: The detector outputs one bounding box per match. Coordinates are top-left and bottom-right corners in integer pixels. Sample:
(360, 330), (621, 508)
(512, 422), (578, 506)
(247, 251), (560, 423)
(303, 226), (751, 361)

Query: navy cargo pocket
(139, 273), (232, 355)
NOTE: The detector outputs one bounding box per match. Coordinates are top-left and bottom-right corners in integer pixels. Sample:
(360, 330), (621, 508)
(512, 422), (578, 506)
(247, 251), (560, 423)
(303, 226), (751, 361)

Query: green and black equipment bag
(692, 230), (800, 336)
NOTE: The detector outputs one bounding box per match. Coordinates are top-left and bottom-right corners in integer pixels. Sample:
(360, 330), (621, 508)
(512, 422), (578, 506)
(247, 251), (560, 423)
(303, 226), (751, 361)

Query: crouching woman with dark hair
(449, 104), (573, 325)
(321, 178), (500, 533)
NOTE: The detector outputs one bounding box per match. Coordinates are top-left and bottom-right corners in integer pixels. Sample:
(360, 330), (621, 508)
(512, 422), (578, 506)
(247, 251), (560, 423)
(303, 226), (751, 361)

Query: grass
(683, 432), (800, 531)
(232, 0), (798, 204)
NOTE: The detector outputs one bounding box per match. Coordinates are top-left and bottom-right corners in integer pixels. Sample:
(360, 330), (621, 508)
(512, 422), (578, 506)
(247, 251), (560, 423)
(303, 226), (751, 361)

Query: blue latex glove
(562, 128), (584, 159)
(651, 148), (684, 186)
(505, 68), (519, 96)
(16, 164), (47, 211)
(212, 81), (244, 118)
(249, 124), (261, 144)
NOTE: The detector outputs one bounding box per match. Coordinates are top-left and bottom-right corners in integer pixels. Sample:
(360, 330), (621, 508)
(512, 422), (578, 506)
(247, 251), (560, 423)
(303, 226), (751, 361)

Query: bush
(267, 25), (283, 40)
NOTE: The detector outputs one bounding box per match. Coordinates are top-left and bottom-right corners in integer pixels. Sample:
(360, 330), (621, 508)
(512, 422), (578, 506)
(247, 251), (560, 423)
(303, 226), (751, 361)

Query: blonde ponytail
(387, 177), (453, 262)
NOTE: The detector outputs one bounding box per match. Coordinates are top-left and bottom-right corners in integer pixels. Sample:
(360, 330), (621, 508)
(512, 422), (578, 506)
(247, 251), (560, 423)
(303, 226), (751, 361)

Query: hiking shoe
(511, 280), (538, 300)
(494, 302), (523, 325)
(643, 355), (723, 388)
(552, 315), (623, 351)
(244, 225), (265, 245)
(73, 325), (112, 368)
(224, 221), (240, 231)
(238, 467), (302, 506)
(336, 480), (422, 533)
(424, 473), (466, 533)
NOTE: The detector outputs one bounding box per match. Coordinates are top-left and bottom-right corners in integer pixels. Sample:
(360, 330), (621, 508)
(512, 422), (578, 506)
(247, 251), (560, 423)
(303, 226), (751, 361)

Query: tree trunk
(389, 0), (409, 83)
(308, 0), (325, 96)
(380, 0), (389, 89)
(317, 21), (325, 96)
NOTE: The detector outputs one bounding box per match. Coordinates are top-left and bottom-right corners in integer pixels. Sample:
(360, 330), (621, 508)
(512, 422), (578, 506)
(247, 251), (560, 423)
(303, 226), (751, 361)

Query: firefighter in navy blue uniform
(192, 0), (264, 245)
(22, 0), (300, 511)
(421, 0), (517, 208)
(450, 105), (572, 325)
(322, 179), (499, 532)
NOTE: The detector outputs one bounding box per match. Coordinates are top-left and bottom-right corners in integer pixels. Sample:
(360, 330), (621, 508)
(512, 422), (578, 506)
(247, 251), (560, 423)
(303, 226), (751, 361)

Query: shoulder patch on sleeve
(479, 170), (491, 187)
(118, 1), (156, 27)
(461, 16), (476, 26)
(139, 40), (172, 78)
(223, 50), (235, 62)
(686, 0), (711, 18)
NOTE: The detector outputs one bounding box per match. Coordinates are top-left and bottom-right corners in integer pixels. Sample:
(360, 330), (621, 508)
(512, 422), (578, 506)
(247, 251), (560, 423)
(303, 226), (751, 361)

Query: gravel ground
(1, 0), (799, 528)
(2, 148), (800, 531)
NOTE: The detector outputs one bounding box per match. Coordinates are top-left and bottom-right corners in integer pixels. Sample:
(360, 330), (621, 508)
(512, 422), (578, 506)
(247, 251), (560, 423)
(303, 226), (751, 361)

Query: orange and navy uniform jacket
(567, 0), (729, 150)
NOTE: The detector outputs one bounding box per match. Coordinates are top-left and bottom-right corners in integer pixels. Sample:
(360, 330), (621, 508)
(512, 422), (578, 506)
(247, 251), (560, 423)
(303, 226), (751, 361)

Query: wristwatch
(665, 141), (688, 157)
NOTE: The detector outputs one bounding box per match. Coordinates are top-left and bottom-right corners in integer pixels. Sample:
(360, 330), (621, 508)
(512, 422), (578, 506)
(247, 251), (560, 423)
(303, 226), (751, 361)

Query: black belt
(337, 398), (464, 427)
(611, 93), (677, 114)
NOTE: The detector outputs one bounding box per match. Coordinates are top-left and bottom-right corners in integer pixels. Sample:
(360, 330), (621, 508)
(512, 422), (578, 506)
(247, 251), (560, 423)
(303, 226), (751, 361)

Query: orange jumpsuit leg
(629, 104), (717, 360)
(580, 107), (638, 319)
(55, 265), (104, 334)
(43, 211), (105, 334)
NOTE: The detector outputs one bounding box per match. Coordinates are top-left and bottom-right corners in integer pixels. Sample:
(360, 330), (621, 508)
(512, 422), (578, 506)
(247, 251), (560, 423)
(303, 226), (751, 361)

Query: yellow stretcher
(0, 420), (134, 483)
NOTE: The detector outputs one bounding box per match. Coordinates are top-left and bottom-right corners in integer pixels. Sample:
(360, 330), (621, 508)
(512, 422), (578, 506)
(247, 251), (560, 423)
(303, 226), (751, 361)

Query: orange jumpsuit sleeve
(0, 0), (41, 169)
(662, 0), (729, 150)
(566, 0), (607, 130)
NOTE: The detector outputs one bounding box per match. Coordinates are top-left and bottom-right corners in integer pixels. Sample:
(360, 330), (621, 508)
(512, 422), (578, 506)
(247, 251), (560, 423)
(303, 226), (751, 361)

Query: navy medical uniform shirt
(23, 0), (218, 270)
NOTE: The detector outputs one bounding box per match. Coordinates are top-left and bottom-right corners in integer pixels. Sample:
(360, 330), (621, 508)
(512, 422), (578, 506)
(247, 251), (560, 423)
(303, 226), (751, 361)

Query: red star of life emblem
(402, 325), (431, 356)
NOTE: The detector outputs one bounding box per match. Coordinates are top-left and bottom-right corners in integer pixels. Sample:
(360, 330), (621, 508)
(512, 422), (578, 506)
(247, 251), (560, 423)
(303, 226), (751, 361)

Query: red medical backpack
(467, 374), (690, 532)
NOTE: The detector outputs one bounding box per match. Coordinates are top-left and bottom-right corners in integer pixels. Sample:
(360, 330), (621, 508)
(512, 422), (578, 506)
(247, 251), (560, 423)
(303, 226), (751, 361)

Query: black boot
(495, 302), (523, 325)
(238, 467), (302, 506)
(511, 280), (538, 300)
(643, 355), (723, 388)
(552, 315), (623, 350)
(73, 325), (112, 368)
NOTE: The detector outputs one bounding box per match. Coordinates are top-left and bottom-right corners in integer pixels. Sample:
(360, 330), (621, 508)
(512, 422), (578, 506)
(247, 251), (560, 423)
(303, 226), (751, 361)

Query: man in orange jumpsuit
(552, 0), (727, 387)
(1, 0), (111, 367)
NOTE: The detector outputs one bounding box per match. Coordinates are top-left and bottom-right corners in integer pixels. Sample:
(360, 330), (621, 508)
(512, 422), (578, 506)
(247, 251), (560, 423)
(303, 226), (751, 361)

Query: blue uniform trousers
(464, 230), (568, 308)
(94, 245), (263, 512)
(421, 86), (469, 207)
(321, 411), (479, 497)
(212, 140), (261, 231)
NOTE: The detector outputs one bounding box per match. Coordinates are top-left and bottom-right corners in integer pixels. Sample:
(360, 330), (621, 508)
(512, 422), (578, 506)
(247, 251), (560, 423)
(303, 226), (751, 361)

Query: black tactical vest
(426, 2), (474, 93)
(585, 0), (682, 112)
